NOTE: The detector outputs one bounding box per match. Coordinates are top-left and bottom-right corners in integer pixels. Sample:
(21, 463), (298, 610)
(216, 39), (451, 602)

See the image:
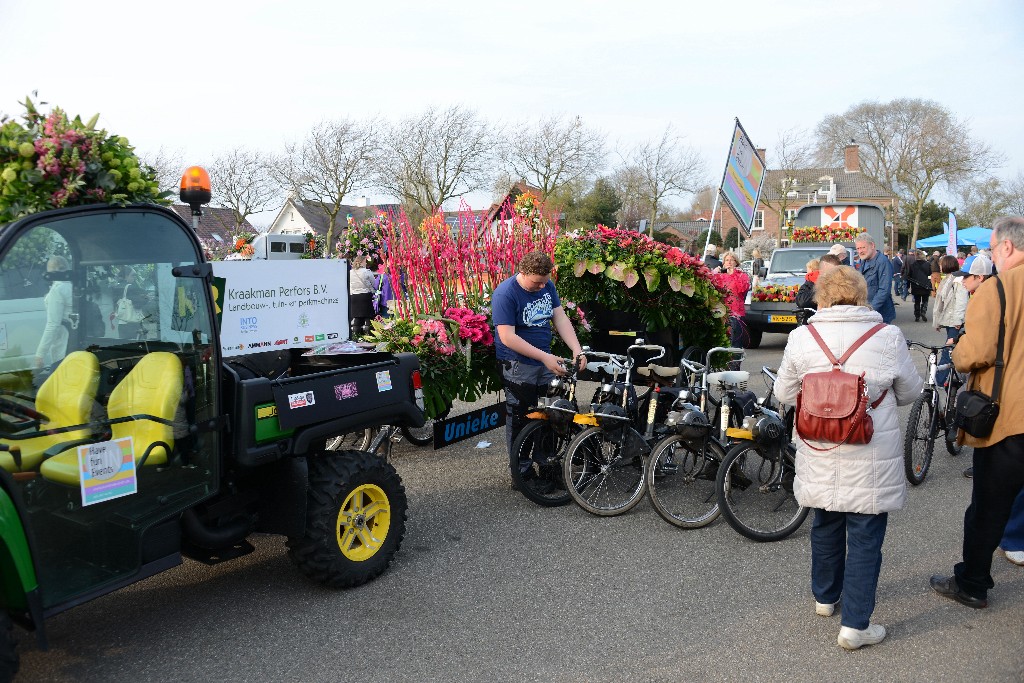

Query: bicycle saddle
(635, 365), (680, 379)
(707, 370), (750, 387)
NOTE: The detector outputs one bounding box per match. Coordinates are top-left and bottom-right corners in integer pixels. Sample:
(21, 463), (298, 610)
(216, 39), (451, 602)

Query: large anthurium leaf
(623, 268), (639, 288)
(605, 262), (626, 281)
(643, 267), (660, 291)
(588, 259), (604, 274)
(680, 281), (695, 297)
(667, 274), (682, 292)
(573, 260), (587, 277)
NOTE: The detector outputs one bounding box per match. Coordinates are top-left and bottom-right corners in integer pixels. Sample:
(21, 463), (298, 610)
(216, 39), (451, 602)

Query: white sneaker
(838, 624), (886, 650)
(1004, 549), (1024, 566)
(815, 601), (837, 617)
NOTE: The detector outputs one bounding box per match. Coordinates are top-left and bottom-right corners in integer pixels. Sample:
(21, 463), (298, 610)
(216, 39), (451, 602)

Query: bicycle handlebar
(907, 339), (956, 353)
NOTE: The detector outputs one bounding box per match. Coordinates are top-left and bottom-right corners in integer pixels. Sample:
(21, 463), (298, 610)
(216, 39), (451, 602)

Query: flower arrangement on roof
(513, 190), (544, 228)
(337, 214), (385, 261)
(300, 231), (326, 259)
(553, 224), (729, 350)
(791, 225), (860, 243)
(751, 284), (799, 302)
(230, 232), (255, 258)
(0, 96), (170, 223)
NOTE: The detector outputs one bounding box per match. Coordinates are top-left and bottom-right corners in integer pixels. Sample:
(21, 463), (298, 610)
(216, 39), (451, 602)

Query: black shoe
(930, 575), (987, 609)
(921, 315), (928, 322)
(915, 316), (921, 322)
(963, 466), (973, 478)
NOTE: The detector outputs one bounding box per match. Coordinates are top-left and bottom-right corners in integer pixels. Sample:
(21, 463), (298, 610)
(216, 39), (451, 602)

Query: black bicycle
(903, 339), (965, 485)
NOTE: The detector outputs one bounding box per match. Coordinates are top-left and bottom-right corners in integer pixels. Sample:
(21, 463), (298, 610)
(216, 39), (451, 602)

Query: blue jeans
(935, 327), (959, 387)
(1001, 490), (1024, 552)
(811, 509), (889, 630)
(894, 274), (908, 298)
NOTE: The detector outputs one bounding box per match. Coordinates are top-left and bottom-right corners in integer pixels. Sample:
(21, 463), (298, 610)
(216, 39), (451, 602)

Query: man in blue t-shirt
(492, 251), (584, 483)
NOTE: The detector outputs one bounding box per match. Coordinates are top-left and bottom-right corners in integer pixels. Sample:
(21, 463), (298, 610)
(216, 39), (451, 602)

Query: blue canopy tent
(915, 226), (992, 248)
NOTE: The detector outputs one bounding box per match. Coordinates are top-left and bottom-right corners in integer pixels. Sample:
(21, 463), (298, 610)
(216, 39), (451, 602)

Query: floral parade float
(790, 225), (860, 243)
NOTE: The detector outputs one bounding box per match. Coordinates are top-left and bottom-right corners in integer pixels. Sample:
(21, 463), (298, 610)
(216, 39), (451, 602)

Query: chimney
(844, 143), (861, 173)
(756, 148), (766, 164)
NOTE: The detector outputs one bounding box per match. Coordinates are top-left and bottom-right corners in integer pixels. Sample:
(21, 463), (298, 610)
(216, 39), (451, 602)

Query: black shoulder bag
(954, 277), (1006, 438)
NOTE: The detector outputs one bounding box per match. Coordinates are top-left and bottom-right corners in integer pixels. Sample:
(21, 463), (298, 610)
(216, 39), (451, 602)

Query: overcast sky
(2, 0), (1021, 227)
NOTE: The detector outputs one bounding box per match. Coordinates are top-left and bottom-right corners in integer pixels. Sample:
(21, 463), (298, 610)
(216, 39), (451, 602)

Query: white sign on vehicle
(78, 437), (137, 506)
(213, 260), (349, 359)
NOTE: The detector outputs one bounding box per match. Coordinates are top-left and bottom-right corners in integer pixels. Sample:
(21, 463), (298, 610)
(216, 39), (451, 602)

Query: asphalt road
(14, 298), (1024, 682)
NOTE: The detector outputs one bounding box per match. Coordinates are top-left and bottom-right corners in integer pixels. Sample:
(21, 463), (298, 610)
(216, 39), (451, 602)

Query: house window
(752, 211), (764, 230)
(785, 209), (797, 223)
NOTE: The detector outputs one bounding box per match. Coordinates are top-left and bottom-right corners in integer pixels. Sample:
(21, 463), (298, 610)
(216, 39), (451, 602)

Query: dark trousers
(811, 509), (888, 630)
(912, 292), (929, 320)
(954, 434), (1024, 599)
(499, 360), (554, 472)
(935, 327), (959, 387)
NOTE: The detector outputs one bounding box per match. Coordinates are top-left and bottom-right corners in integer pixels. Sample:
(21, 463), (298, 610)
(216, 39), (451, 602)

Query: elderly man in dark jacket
(854, 233), (896, 323)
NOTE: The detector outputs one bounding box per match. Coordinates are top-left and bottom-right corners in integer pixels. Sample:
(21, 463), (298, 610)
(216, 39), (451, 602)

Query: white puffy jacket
(773, 306), (923, 514)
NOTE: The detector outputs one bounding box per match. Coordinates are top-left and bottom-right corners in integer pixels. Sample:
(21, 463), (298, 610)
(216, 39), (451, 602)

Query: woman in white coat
(34, 255), (73, 369)
(774, 266), (922, 651)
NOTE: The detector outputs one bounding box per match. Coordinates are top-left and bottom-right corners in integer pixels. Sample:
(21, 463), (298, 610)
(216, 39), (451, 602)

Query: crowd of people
(488, 219), (1023, 653)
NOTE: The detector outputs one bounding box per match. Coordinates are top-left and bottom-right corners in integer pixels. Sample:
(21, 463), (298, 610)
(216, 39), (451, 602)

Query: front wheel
(716, 442), (808, 542)
(288, 450), (407, 588)
(904, 393), (936, 485)
(510, 419), (578, 507)
(0, 611), (17, 683)
(563, 426), (649, 516)
(646, 436), (725, 528)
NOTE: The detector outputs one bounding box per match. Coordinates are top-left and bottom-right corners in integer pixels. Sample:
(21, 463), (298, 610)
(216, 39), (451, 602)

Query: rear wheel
(401, 403), (451, 447)
(647, 436), (725, 529)
(904, 393), (936, 485)
(288, 450), (407, 588)
(0, 611), (17, 682)
(563, 426), (649, 516)
(944, 376), (965, 456)
(510, 419), (578, 507)
(717, 442), (808, 542)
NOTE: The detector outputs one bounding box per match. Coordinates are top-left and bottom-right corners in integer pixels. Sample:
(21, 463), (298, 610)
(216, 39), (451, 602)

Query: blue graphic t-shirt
(491, 275), (561, 365)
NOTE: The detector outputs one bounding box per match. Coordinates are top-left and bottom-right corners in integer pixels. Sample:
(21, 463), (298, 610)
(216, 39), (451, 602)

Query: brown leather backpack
(796, 323), (888, 449)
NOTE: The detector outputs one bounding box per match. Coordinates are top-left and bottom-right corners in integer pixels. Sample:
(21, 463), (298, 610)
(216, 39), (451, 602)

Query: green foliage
(575, 178), (622, 228)
(903, 199), (950, 239)
(690, 229), (723, 254)
(0, 96), (171, 223)
(554, 224), (729, 350)
(724, 227), (740, 249)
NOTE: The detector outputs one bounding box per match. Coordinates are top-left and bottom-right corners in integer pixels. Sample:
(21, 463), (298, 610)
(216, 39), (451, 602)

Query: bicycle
(561, 341), (669, 516)
(715, 366), (810, 542)
(509, 352), (588, 506)
(644, 347), (748, 529)
(903, 338), (966, 485)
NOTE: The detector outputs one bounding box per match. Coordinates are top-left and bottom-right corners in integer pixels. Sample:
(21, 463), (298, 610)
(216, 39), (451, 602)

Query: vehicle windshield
(0, 207), (219, 609)
(770, 248), (831, 274)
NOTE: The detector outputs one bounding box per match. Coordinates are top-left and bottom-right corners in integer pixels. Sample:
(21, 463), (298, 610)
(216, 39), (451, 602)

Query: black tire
(325, 428), (374, 452)
(563, 426), (649, 516)
(400, 403), (451, 447)
(288, 450), (407, 588)
(716, 442), (809, 542)
(904, 393), (936, 485)
(647, 436), (725, 528)
(745, 328), (763, 349)
(944, 377), (965, 456)
(0, 611), (17, 683)
(510, 420), (579, 507)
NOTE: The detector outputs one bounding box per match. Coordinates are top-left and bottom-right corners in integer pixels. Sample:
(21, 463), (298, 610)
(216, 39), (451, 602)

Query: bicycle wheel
(716, 442), (808, 542)
(510, 419), (577, 507)
(944, 375), (965, 456)
(903, 392), (936, 485)
(401, 404), (451, 447)
(563, 426), (649, 516)
(646, 436), (725, 529)
(326, 428), (374, 452)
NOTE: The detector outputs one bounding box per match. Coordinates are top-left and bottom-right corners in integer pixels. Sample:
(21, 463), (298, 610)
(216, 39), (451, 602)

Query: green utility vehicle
(0, 202), (425, 679)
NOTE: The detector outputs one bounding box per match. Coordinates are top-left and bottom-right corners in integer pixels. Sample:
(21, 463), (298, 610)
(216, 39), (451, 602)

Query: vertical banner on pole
(718, 119), (766, 237)
(946, 212), (958, 256)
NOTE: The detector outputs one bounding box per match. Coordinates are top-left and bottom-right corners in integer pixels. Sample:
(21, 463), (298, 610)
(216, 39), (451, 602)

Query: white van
(250, 234), (307, 260)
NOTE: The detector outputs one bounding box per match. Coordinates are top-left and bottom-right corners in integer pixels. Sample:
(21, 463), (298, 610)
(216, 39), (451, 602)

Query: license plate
(770, 314), (797, 323)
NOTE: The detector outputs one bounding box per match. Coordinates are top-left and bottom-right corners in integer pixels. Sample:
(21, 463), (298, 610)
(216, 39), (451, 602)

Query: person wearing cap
(929, 251), (942, 292)
(907, 250), (934, 321)
(931, 216), (1024, 610)
(854, 233), (896, 324)
(703, 243), (722, 271)
(828, 243), (851, 266)
(932, 255), (969, 386)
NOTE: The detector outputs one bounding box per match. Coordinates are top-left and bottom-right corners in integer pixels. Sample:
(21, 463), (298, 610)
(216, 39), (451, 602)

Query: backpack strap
(807, 323), (886, 369)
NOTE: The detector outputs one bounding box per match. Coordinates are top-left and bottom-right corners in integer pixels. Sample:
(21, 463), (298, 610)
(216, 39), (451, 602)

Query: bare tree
(283, 117), (378, 253)
(1004, 171), (1024, 217)
(208, 147), (280, 230)
(623, 125), (706, 233)
(503, 114), (606, 201)
(816, 98), (1002, 247)
(138, 146), (185, 195)
(952, 176), (1011, 228)
(759, 127), (815, 244)
(375, 105), (494, 221)
(610, 164), (645, 230)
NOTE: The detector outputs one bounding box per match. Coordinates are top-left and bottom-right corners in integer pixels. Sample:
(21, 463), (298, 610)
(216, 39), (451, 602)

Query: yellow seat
(41, 352), (183, 485)
(0, 351), (99, 473)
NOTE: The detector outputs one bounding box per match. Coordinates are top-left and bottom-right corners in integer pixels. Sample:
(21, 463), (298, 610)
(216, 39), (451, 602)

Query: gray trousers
(499, 360), (555, 465)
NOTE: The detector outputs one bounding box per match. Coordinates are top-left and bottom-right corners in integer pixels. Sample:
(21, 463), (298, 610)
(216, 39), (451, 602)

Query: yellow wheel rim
(336, 483), (391, 562)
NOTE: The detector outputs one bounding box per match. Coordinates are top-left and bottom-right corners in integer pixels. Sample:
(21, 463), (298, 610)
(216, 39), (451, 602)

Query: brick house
(718, 144), (898, 245)
(167, 204), (258, 256)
